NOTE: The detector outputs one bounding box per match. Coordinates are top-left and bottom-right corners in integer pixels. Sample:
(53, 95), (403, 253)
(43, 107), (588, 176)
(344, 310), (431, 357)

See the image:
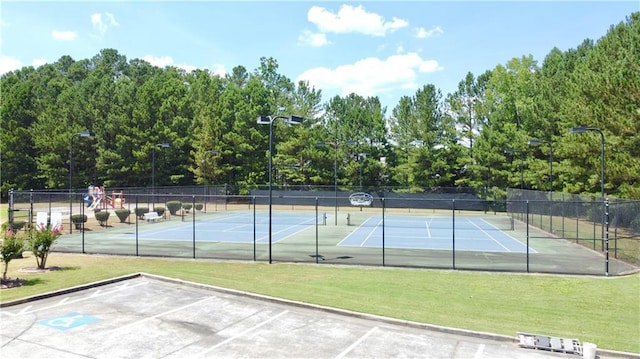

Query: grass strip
(1, 253), (638, 353)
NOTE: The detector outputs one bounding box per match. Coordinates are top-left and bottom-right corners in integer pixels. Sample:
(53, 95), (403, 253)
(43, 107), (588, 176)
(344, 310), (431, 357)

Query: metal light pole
(569, 127), (605, 200)
(504, 148), (524, 190)
(317, 140), (355, 225)
(202, 149), (219, 212)
(528, 139), (554, 232)
(570, 126), (606, 250)
(356, 152), (367, 191)
(257, 114), (303, 263)
(527, 139), (553, 193)
(152, 143), (171, 206)
(69, 131), (95, 234)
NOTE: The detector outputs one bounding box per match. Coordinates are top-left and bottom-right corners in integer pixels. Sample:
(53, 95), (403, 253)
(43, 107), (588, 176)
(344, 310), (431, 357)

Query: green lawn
(1, 252), (638, 353)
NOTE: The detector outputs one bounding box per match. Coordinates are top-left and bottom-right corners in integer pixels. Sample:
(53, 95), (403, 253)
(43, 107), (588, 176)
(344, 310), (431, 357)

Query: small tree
(28, 225), (62, 270)
(1, 230), (25, 281)
(71, 214), (88, 229)
(166, 201), (182, 215)
(115, 209), (131, 223)
(153, 207), (166, 217)
(95, 211), (110, 226)
(134, 207), (149, 220)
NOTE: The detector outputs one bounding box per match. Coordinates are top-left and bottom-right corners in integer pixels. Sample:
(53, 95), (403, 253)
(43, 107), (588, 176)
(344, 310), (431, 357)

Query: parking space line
(334, 326), (378, 359)
(474, 344), (485, 358)
(197, 310), (289, 356)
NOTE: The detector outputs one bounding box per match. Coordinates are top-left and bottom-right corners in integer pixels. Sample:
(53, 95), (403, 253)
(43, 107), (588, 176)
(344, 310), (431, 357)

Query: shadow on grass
(22, 278), (46, 287)
(57, 266), (81, 271)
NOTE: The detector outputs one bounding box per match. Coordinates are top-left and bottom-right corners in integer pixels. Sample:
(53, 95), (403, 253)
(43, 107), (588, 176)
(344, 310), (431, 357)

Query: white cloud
(142, 55), (175, 68)
(415, 26), (444, 39)
(209, 64), (226, 77)
(141, 54), (224, 75)
(308, 5), (408, 37)
(0, 55), (22, 75)
(0, 56), (52, 75)
(176, 64), (196, 73)
(91, 12), (119, 38)
(297, 52), (443, 98)
(298, 29), (331, 47)
(52, 30), (77, 41)
(32, 58), (47, 67)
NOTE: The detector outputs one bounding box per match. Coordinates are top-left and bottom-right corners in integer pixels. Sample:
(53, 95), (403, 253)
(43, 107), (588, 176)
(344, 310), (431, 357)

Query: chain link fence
(6, 187), (638, 276)
(507, 189), (640, 267)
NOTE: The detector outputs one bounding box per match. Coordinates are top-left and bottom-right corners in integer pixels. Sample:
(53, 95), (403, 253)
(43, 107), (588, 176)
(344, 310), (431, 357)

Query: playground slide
(88, 198), (101, 210)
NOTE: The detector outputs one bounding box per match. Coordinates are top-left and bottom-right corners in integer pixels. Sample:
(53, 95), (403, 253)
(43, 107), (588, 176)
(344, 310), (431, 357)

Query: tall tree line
(1, 13), (638, 199)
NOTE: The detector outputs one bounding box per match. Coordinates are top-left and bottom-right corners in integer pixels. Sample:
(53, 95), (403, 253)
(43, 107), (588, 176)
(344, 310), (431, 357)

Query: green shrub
(195, 203), (204, 211)
(94, 211), (110, 226)
(134, 207), (149, 220)
(153, 207), (165, 217)
(5, 220), (26, 231)
(182, 203), (193, 212)
(71, 214), (88, 222)
(166, 201), (182, 215)
(115, 209), (131, 223)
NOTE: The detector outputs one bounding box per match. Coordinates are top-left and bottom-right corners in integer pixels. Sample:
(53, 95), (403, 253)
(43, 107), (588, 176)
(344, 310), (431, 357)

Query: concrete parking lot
(0, 273), (630, 358)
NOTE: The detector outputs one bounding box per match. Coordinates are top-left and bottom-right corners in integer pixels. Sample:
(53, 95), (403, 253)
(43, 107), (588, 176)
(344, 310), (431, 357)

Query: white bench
(143, 212), (160, 222)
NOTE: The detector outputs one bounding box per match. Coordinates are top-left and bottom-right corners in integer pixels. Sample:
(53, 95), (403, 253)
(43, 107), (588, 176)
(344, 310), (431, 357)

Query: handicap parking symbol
(38, 312), (100, 331)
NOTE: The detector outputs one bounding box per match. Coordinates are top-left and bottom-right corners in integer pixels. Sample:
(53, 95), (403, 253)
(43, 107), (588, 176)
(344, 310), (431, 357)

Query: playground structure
(85, 186), (125, 210)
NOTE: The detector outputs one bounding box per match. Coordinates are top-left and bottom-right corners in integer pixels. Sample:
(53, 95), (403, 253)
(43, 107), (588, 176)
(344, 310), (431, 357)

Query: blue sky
(1, 1), (638, 110)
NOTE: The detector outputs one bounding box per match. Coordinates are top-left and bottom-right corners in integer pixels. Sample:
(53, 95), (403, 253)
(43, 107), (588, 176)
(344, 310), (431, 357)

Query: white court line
(478, 218), (536, 253)
(254, 221), (315, 243)
(425, 217), (432, 238)
(1, 281), (148, 316)
(468, 219), (511, 252)
(222, 223), (252, 232)
(104, 296), (214, 335)
(334, 326), (378, 359)
(359, 219), (382, 247)
(198, 310), (289, 356)
(474, 344), (485, 359)
(337, 217), (377, 246)
(272, 224), (314, 243)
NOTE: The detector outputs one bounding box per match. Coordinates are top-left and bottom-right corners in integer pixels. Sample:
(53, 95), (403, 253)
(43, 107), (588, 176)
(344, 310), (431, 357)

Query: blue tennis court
(104, 212), (533, 254)
(339, 215), (535, 253)
(112, 212), (320, 243)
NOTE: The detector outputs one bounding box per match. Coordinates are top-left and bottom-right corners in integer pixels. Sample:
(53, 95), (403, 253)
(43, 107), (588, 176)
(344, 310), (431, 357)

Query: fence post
(81, 195), (85, 254)
(526, 200), (530, 273)
(575, 200), (579, 244)
(8, 189), (14, 229)
(192, 195), (196, 259)
(29, 189), (34, 230)
(135, 195), (139, 256)
(315, 197), (319, 264)
(605, 199), (609, 276)
(382, 197), (385, 267)
(252, 196), (256, 262)
(592, 201), (597, 250)
(452, 199), (456, 270)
